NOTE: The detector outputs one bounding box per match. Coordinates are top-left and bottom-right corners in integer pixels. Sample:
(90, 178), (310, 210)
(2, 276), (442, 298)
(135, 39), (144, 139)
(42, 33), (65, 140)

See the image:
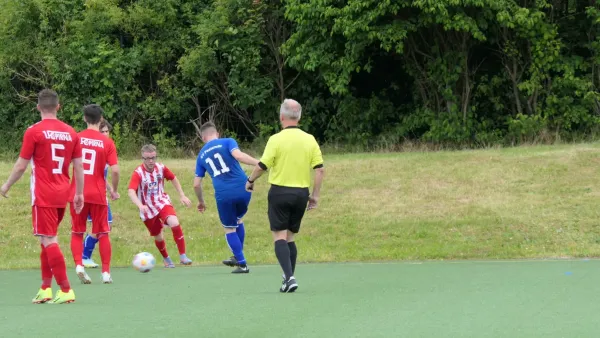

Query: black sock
(288, 242), (297, 275)
(274, 239), (293, 280)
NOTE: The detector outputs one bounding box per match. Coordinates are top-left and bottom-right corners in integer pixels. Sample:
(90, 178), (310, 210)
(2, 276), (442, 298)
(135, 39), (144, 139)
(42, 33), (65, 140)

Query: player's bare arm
(170, 177), (191, 207)
(72, 157), (85, 214)
(192, 177), (206, 213)
(245, 164), (266, 192)
(231, 149), (260, 166)
(128, 188), (149, 214)
(0, 157), (29, 197)
(110, 164), (120, 200)
(308, 167), (325, 210)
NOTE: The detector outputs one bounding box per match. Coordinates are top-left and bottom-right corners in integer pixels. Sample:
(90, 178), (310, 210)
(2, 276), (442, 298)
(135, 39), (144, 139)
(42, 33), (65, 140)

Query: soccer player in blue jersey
(82, 120), (117, 268)
(193, 122), (259, 273)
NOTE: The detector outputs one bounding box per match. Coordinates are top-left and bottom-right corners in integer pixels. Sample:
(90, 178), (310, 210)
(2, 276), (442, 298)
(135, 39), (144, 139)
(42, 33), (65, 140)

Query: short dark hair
(200, 122), (217, 135)
(83, 104), (104, 125)
(100, 119), (112, 132)
(38, 89), (59, 111)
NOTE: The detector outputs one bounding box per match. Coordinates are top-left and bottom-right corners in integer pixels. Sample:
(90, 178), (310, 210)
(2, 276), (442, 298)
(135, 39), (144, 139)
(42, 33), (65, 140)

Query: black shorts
(267, 185), (310, 233)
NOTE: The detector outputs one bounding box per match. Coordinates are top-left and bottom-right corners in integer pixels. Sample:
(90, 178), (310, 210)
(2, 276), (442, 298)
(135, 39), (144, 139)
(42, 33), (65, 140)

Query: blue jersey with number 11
(195, 138), (247, 195)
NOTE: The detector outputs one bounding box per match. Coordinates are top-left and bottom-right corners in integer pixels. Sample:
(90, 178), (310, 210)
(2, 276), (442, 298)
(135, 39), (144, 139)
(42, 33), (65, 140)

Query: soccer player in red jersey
(127, 144), (193, 267)
(69, 104), (120, 285)
(0, 89), (84, 304)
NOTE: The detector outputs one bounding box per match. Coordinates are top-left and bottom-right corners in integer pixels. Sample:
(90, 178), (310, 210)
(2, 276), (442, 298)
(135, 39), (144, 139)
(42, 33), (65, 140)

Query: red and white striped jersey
(128, 163), (176, 220)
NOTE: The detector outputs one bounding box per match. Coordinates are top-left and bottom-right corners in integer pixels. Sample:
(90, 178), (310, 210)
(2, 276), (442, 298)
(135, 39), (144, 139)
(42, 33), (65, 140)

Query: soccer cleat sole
(231, 268), (250, 274)
(32, 298), (52, 304)
(50, 299), (75, 304)
(180, 261), (193, 266)
(77, 272), (92, 284)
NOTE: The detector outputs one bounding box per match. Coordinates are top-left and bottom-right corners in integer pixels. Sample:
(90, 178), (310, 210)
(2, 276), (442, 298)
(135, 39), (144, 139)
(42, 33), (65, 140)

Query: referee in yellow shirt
(245, 99), (324, 293)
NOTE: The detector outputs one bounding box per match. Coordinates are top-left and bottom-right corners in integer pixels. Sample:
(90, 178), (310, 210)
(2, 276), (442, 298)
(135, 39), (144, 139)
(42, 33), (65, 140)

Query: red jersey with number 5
(70, 129), (118, 205)
(19, 119), (81, 208)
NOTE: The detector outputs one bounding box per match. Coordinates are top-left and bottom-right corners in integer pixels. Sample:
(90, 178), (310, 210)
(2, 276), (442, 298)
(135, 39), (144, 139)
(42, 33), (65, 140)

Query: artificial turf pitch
(1, 260), (598, 337)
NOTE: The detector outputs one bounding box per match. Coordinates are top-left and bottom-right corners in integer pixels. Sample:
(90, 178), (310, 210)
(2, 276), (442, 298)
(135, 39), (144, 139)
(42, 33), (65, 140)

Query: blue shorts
(87, 203), (113, 223)
(216, 191), (251, 228)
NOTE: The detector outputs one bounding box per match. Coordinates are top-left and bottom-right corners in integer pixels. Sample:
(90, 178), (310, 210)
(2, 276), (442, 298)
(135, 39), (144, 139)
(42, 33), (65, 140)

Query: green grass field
(2, 143), (600, 337)
(2, 260), (600, 337)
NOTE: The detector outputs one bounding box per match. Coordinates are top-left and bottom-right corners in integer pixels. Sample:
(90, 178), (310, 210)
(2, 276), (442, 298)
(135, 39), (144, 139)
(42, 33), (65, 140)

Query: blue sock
(225, 232), (246, 266)
(236, 223), (245, 249)
(83, 234), (99, 260)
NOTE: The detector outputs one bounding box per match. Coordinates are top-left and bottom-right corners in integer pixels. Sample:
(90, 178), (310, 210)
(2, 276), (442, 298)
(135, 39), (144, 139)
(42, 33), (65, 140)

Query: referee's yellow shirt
(259, 126), (323, 188)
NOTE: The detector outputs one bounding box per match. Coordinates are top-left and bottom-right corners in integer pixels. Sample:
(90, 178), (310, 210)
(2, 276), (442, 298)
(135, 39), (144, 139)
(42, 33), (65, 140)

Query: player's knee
(286, 232), (295, 242)
(154, 233), (164, 241)
(224, 227), (236, 234)
(39, 236), (58, 247)
(166, 216), (179, 226)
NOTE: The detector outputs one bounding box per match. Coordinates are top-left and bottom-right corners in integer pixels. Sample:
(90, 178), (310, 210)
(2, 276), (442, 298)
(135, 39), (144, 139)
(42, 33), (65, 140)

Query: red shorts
(143, 205), (177, 236)
(32, 206), (65, 237)
(70, 202), (110, 234)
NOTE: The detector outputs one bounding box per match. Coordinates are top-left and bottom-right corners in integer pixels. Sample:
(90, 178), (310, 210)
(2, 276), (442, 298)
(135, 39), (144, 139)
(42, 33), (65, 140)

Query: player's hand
(74, 194), (84, 214)
(0, 183), (9, 198)
(197, 201), (206, 213)
(180, 195), (192, 208)
(110, 191), (120, 201)
(139, 205), (150, 214)
(307, 195), (319, 211)
(245, 181), (254, 192)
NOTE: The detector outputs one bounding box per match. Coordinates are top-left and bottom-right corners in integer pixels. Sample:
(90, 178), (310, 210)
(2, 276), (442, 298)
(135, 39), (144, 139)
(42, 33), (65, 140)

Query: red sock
(70, 233), (84, 266)
(154, 240), (169, 258)
(97, 234), (111, 273)
(40, 245), (52, 290)
(45, 243), (71, 293)
(171, 225), (186, 255)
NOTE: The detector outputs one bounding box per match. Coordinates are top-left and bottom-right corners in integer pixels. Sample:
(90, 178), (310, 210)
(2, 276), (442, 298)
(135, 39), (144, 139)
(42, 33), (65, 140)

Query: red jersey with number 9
(19, 119), (81, 208)
(70, 129), (118, 205)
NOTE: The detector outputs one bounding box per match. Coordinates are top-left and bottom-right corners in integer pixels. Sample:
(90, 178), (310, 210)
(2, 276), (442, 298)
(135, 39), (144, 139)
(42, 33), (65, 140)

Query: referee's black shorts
(267, 184), (309, 233)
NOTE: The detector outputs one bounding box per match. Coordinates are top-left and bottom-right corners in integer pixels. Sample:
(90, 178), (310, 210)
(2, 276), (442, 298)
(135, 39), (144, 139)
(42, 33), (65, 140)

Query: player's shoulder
(52, 119), (77, 133)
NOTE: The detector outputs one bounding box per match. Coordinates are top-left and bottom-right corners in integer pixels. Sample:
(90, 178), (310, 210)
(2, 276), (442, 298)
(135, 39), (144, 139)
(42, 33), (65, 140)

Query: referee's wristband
(247, 178), (255, 184)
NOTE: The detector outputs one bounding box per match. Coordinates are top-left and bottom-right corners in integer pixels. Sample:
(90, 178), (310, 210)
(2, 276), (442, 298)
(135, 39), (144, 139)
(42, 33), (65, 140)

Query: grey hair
(279, 99), (302, 121)
(141, 144), (157, 155)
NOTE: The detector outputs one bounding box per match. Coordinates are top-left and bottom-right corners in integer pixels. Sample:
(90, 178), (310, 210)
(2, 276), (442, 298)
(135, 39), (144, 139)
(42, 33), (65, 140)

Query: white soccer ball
(132, 252), (156, 273)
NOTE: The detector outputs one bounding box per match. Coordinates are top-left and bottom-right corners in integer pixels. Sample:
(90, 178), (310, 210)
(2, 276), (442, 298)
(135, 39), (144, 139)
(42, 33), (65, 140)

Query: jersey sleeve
(195, 155), (206, 178)
(259, 136), (277, 169)
(71, 133), (82, 160)
(128, 172), (141, 190)
(19, 128), (35, 160)
(163, 166), (176, 181)
(310, 136), (324, 169)
(106, 140), (118, 166)
(227, 138), (240, 153)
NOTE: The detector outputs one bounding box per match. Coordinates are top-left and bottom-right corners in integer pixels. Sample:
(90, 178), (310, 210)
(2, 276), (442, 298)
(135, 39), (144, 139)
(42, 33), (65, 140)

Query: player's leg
(145, 218), (173, 267)
(35, 207), (75, 304)
(91, 204), (112, 283)
(162, 206), (191, 265)
(268, 188), (296, 292)
(287, 190), (309, 277)
(82, 232), (99, 268)
(83, 203), (111, 268)
(69, 203), (91, 284)
(236, 191), (251, 249)
(218, 198), (248, 273)
(32, 206), (54, 304)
